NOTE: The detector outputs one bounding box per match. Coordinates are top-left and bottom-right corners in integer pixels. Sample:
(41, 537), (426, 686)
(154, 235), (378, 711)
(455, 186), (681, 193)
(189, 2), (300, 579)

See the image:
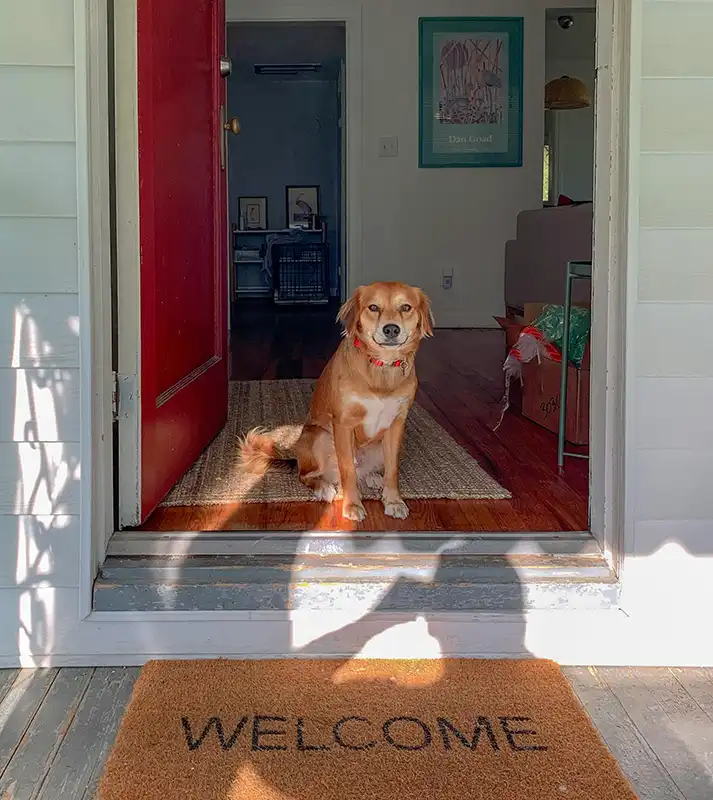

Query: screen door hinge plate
(112, 371), (137, 421)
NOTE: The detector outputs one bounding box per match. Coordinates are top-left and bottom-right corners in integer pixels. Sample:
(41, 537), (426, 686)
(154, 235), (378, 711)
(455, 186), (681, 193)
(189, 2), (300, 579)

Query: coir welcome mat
(98, 659), (636, 800)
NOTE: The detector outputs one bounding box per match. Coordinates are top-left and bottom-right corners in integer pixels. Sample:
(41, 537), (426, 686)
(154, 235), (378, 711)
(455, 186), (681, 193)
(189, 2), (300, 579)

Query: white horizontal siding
(0, 143), (77, 217)
(639, 229), (713, 303)
(0, 0), (82, 671)
(634, 520), (713, 558)
(630, 2), (713, 538)
(0, 587), (82, 659)
(0, 217), (78, 293)
(0, 0), (74, 67)
(0, 515), (79, 588)
(635, 377), (713, 450)
(0, 368), (80, 442)
(634, 303), (713, 377)
(642, 1), (713, 77)
(640, 78), (713, 153)
(0, 294), (79, 369)
(0, 442), (81, 515)
(639, 154), (713, 228)
(633, 449), (713, 521)
(0, 66), (75, 142)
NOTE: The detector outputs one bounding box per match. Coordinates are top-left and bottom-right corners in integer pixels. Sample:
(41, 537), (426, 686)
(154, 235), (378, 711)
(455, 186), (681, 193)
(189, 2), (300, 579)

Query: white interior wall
(228, 0), (581, 327)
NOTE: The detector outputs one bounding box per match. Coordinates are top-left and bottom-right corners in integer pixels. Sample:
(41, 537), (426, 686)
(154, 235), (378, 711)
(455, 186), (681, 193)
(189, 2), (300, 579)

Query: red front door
(136, 0), (228, 519)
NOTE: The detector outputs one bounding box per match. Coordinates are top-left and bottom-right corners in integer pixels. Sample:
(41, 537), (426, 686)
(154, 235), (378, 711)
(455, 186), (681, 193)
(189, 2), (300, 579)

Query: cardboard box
(513, 302), (591, 446)
(493, 316), (526, 349)
(522, 358), (590, 445)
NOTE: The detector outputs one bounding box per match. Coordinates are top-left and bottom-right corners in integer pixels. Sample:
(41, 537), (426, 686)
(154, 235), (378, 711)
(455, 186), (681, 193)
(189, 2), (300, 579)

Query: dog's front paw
(313, 482), (337, 503)
(383, 496), (409, 519)
(342, 501), (366, 522)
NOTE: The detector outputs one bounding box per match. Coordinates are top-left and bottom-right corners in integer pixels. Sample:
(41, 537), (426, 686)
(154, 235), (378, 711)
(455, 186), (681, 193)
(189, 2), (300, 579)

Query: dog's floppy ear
(336, 286), (364, 337)
(416, 289), (434, 338)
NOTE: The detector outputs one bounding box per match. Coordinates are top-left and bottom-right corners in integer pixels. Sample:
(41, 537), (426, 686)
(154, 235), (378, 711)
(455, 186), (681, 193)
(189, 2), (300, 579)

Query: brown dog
(240, 282), (434, 521)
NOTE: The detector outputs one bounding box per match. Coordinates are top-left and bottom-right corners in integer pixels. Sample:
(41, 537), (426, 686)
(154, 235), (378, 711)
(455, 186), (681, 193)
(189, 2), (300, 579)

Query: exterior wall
(0, 0), (82, 657)
(0, 0), (711, 664)
(621, 0), (713, 614)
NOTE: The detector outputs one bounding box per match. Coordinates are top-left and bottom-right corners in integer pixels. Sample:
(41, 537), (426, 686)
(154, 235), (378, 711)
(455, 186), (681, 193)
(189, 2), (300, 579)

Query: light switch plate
(378, 136), (398, 157)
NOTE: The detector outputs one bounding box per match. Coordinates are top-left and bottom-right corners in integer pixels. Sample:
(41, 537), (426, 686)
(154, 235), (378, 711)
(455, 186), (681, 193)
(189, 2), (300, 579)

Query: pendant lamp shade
(545, 75), (591, 110)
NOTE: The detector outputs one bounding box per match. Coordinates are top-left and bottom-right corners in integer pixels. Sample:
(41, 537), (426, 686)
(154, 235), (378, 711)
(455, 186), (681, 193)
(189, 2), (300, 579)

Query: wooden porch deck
(0, 666), (711, 799)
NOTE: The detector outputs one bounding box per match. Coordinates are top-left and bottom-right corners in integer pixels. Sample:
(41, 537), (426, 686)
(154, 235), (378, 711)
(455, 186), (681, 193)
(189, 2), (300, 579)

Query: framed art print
(286, 185), (320, 228)
(419, 17), (524, 168)
(238, 196), (268, 230)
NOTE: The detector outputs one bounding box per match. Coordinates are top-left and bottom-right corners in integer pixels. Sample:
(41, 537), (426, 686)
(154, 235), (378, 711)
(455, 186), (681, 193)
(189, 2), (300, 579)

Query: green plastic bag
(531, 304), (590, 368)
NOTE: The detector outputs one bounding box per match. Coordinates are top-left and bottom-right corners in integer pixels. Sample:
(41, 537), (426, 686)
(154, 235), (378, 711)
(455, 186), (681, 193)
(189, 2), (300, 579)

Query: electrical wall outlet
(442, 269), (454, 290)
(378, 136), (398, 157)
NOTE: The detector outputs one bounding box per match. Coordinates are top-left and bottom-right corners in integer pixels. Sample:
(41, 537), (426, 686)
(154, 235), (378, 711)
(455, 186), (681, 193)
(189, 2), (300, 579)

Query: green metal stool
(558, 259), (592, 470)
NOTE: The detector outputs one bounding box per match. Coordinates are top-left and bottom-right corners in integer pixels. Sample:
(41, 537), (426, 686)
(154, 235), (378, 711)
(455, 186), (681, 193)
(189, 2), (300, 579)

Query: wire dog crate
(272, 242), (329, 305)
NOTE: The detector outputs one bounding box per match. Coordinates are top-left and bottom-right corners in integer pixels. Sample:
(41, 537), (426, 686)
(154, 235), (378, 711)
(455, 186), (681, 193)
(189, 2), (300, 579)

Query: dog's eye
(368, 304), (379, 313)
(401, 304), (412, 313)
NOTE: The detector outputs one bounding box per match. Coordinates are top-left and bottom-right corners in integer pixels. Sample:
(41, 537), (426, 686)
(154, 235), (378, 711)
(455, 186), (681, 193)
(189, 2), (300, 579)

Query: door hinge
(112, 371), (137, 422)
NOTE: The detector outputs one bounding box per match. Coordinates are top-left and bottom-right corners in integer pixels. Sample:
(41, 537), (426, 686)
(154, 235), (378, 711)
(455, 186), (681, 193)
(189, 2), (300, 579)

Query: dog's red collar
(353, 336), (405, 368)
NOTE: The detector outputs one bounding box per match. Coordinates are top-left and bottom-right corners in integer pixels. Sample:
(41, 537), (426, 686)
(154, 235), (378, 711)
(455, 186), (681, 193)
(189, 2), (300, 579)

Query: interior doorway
(227, 23), (346, 311)
(225, 21), (347, 437)
(114, 2), (604, 540)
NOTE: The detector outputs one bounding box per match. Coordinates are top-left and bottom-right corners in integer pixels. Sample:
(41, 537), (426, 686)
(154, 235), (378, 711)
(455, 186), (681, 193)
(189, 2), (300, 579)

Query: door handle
(220, 56), (233, 78)
(223, 117), (241, 135)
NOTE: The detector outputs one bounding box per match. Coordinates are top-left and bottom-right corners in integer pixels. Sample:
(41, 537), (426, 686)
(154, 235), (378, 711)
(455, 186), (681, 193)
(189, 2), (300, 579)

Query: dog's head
(336, 282), (434, 354)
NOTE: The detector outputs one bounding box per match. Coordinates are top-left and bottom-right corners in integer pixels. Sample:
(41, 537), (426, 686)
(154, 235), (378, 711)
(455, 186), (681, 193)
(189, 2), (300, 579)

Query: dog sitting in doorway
(239, 281), (434, 521)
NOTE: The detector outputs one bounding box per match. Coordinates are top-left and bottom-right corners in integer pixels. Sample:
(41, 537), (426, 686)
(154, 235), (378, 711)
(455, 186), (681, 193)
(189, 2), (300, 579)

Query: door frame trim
(114, 0), (142, 529)
(51, 0), (705, 666)
(97, 0), (631, 591)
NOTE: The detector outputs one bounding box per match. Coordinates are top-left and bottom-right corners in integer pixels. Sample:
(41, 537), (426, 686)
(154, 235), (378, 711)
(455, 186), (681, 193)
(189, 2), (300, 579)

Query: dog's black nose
(383, 323), (400, 339)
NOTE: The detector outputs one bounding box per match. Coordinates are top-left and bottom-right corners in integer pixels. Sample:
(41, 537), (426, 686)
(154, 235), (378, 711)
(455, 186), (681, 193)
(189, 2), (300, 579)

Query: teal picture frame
(419, 17), (524, 168)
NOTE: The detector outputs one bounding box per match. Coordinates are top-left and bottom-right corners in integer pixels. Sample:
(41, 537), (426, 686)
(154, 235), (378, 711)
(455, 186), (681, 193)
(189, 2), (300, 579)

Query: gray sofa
(504, 202), (593, 315)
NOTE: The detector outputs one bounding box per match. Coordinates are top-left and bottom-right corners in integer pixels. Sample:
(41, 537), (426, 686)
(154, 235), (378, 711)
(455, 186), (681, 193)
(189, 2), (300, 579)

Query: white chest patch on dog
(351, 394), (408, 439)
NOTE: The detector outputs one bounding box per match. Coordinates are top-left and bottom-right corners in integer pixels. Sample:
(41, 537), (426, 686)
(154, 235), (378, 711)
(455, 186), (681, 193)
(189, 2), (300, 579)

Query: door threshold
(96, 535), (615, 613)
(107, 529), (597, 558)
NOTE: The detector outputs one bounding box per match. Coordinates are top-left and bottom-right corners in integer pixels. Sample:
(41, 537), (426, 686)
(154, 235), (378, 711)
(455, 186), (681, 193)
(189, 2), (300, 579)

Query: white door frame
(588, 0), (629, 571)
(38, 0), (700, 666)
(111, 0), (623, 565)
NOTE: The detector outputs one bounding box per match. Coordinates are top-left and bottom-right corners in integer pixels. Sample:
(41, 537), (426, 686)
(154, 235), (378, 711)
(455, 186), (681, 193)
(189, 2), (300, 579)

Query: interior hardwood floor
(139, 300), (589, 532)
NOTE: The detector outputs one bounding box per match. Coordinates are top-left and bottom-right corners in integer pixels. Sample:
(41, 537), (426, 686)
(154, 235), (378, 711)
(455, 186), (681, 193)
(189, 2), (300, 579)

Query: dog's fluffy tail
(238, 427), (296, 476)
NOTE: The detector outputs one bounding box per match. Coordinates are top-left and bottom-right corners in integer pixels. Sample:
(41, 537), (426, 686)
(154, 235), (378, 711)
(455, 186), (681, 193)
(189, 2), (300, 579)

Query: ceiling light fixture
(254, 63), (322, 76)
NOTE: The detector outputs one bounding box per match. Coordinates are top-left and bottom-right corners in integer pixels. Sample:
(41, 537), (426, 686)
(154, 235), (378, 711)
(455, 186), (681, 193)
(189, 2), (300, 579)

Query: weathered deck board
(601, 667), (713, 800)
(669, 667), (713, 724)
(0, 669), (58, 775)
(0, 669), (18, 705)
(0, 668), (93, 800)
(564, 666), (685, 800)
(36, 667), (139, 800)
(0, 666), (711, 799)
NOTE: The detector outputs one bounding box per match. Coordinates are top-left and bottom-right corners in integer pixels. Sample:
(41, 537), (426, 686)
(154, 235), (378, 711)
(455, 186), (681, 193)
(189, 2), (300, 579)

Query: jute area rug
(161, 380), (510, 506)
(98, 659), (636, 800)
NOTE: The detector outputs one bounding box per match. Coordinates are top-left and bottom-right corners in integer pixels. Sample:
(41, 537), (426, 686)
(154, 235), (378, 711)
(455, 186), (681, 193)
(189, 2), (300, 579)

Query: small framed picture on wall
(286, 185), (320, 228)
(238, 196), (268, 230)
